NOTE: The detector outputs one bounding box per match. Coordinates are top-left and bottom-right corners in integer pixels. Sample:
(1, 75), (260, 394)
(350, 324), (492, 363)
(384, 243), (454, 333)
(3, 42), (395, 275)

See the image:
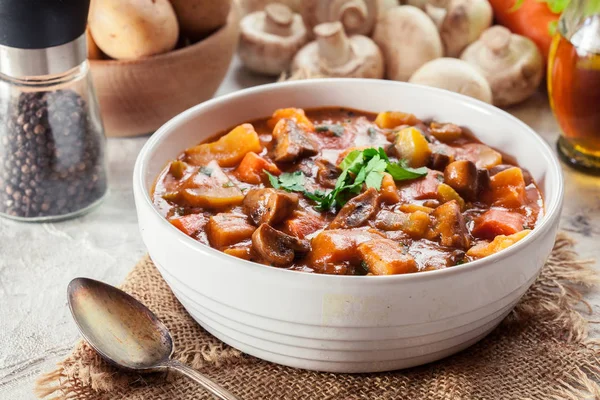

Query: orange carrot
(489, 0), (560, 63)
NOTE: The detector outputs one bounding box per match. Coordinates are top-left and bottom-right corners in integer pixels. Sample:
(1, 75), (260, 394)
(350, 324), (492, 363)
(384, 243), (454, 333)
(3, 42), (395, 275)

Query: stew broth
(153, 107), (543, 275)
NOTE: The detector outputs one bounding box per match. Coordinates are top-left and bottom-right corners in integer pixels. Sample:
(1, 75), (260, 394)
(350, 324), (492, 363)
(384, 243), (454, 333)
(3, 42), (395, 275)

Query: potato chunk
(178, 161), (244, 209)
(467, 230), (531, 259)
(185, 124), (262, 167)
(394, 127), (431, 168)
(489, 167), (526, 208)
(206, 213), (256, 248)
(374, 111), (419, 129)
(357, 239), (418, 275)
(437, 183), (465, 211)
(267, 108), (314, 131)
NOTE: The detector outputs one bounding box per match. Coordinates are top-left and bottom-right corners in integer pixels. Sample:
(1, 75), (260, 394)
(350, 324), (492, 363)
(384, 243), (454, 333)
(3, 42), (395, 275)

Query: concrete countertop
(1, 58), (598, 399)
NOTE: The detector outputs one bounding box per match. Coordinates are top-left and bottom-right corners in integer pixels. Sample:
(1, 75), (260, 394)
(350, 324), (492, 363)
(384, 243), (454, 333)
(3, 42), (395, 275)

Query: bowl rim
(133, 78), (564, 282)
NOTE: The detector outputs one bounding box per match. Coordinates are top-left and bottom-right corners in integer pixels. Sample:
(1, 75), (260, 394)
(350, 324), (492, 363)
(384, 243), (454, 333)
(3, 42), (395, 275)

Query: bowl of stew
(133, 79), (563, 373)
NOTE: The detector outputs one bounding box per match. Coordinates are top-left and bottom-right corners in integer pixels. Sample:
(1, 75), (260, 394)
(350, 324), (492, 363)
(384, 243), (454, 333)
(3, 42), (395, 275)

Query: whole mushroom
(240, 0), (302, 15)
(439, 0), (493, 57)
(238, 3), (308, 76)
(301, 0), (378, 37)
(461, 26), (544, 107)
(409, 58), (493, 103)
(372, 6), (443, 81)
(291, 21), (384, 79)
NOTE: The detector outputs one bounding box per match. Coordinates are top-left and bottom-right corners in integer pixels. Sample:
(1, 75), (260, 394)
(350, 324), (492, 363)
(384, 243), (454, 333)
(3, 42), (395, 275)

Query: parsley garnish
(265, 147), (427, 211)
(315, 124), (345, 137)
(199, 166), (213, 176)
(368, 127), (377, 139)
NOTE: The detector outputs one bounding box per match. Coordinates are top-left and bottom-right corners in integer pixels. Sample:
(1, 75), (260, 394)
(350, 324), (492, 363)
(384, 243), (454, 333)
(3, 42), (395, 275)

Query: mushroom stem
(315, 22), (354, 68)
(264, 3), (294, 36)
(480, 26), (511, 57)
(334, 0), (369, 32)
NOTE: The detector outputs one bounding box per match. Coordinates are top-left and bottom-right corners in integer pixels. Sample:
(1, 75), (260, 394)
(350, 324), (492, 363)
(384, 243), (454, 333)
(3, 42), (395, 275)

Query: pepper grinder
(0, 0), (108, 221)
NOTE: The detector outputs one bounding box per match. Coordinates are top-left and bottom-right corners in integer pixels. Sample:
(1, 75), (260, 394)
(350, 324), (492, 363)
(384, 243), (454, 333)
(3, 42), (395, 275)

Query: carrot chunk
(472, 209), (525, 240)
(169, 213), (207, 236)
(283, 211), (326, 239)
(234, 152), (281, 184)
(206, 213), (256, 249)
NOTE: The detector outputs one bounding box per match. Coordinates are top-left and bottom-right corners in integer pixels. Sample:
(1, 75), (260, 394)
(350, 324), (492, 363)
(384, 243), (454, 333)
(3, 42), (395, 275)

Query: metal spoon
(67, 277), (240, 400)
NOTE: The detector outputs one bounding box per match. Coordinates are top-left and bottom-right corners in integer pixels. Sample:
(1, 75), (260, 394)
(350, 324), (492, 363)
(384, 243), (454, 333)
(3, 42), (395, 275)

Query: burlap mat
(36, 233), (600, 399)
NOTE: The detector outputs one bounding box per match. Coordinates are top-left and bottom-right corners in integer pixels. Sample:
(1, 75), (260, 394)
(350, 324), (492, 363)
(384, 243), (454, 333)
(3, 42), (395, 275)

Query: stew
(153, 107), (543, 275)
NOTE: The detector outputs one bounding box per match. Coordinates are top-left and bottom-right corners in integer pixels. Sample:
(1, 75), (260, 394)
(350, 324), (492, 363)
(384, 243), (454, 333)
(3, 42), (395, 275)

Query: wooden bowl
(90, 5), (240, 137)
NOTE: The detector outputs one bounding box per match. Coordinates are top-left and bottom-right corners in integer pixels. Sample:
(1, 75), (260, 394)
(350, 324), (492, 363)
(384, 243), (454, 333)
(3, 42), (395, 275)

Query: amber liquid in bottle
(548, 16), (600, 171)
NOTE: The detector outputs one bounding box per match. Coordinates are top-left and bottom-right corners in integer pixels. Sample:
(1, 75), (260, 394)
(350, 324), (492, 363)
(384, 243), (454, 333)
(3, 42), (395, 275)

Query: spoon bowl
(67, 277), (240, 400)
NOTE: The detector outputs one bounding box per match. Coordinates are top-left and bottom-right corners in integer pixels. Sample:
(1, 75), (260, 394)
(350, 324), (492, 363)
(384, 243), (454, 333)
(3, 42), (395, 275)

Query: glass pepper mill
(0, 0), (108, 221)
(548, 0), (600, 173)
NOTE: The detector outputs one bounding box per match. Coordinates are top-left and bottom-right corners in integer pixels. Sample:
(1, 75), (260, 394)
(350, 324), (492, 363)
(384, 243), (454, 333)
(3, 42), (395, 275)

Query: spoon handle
(166, 360), (241, 400)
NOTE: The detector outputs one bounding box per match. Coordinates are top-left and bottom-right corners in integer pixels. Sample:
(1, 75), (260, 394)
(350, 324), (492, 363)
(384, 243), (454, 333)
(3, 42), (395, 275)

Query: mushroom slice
(372, 6), (443, 81)
(301, 0), (378, 37)
(315, 159), (339, 188)
(291, 21), (384, 79)
(238, 3), (308, 76)
(252, 224), (310, 266)
(409, 58), (493, 103)
(270, 118), (319, 163)
(439, 0), (493, 57)
(330, 187), (379, 229)
(243, 188), (299, 226)
(460, 26), (543, 107)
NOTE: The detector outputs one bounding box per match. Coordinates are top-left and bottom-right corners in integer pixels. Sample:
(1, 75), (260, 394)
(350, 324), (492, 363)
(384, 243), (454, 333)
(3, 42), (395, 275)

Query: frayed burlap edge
(35, 233), (600, 400)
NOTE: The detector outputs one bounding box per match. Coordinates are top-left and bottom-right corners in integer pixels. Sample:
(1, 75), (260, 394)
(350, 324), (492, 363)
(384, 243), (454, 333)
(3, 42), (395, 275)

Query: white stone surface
(0, 57), (598, 399)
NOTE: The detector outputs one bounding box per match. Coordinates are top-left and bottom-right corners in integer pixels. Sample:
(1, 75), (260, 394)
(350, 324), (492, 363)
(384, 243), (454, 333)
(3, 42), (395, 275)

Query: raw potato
(170, 0), (231, 41)
(86, 28), (103, 60)
(89, 0), (179, 60)
(372, 6), (443, 81)
(409, 58), (493, 103)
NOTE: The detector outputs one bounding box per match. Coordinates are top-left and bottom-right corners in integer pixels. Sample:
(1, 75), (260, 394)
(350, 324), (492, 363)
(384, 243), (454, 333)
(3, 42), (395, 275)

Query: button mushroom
(252, 223), (310, 266)
(242, 188), (299, 226)
(329, 187), (379, 229)
(301, 0), (378, 37)
(460, 26), (544, 107)
(372, 6), (443, 81)
(409, 58), (493, 103)
(240, 0), (302, 15)
(439, 0), (493, 57)
(291, 22), (384, 79)
(238, 3), (308, 76)
(270, 118), (319, 163)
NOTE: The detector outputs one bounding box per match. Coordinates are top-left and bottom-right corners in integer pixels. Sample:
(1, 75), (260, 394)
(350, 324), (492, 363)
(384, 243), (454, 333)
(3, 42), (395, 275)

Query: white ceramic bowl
(133, 79), (563, 373)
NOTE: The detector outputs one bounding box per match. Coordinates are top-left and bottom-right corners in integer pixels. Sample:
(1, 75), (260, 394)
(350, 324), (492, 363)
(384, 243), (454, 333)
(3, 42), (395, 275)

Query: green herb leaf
(264, 170), (281, 189)
(275, 171), (306, 192)
(315, 124), (345, 137)
(386, 163), (428, 181)
(265, 147), (426, 212)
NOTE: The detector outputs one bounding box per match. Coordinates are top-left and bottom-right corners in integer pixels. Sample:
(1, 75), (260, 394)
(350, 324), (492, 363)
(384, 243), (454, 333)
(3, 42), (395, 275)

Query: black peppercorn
(0, 90), (107, 219)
